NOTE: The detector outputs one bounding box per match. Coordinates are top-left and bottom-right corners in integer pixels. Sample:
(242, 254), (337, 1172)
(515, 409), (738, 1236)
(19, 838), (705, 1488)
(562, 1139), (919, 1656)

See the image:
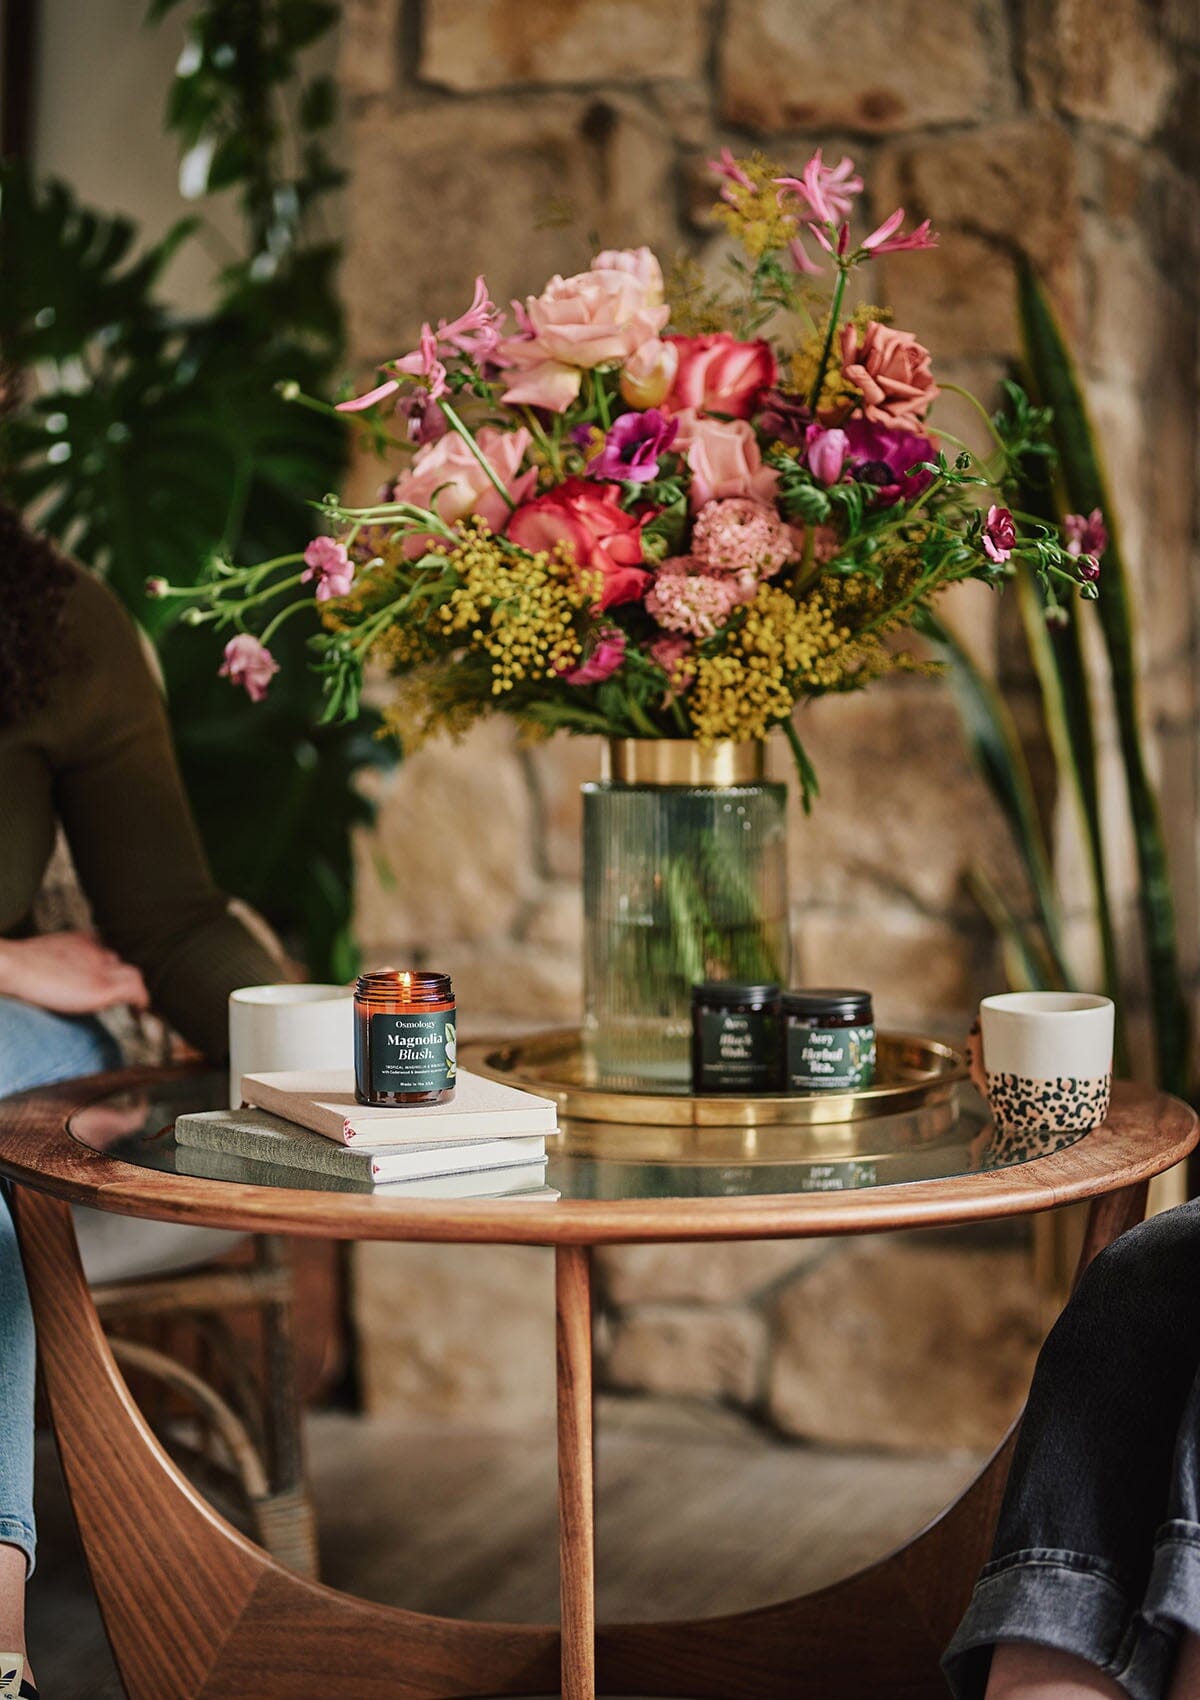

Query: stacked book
(174, 1069), (559, 1200)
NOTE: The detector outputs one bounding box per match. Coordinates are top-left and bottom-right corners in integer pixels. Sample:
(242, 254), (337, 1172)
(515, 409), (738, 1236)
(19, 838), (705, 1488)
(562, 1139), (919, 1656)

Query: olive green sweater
(0, 564), (280, 1060)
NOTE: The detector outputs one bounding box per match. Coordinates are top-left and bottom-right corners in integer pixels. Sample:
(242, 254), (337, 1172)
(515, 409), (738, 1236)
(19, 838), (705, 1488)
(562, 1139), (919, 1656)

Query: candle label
(369, 1012), (457, 1095)
(787, 1024), (876, 1092)
(696, 1009), (779, 1091)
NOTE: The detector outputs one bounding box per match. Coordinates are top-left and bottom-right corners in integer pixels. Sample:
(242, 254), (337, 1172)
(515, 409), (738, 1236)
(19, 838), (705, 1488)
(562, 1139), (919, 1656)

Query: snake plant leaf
(1017, 260), (1190, 1094)
(916, 606), (1071, 989)
(968, 867), (1058, 994)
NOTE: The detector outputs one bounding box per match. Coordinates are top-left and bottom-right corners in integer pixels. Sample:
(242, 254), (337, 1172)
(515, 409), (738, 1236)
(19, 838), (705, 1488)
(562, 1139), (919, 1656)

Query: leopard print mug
(967, 992), (1114, 1161)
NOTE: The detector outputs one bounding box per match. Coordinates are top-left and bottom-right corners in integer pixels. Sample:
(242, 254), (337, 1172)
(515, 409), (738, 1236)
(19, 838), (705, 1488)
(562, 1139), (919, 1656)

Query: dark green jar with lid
(690, 982), (783, 1095)
(784, 989), (876, 1092)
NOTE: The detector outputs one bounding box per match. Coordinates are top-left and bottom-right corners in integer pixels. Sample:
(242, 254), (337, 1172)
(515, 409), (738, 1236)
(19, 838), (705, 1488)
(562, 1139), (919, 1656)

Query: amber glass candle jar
(353, 970), (457, 1106)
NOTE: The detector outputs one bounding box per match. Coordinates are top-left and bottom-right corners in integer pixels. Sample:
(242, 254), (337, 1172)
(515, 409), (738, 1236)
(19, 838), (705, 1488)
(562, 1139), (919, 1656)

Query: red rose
(663, 333), (777, 421)
(507, 478), (651, 610)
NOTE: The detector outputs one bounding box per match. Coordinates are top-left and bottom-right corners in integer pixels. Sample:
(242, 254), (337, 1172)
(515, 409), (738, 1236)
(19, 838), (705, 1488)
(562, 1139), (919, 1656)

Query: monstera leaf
(2, 159), (385, 978)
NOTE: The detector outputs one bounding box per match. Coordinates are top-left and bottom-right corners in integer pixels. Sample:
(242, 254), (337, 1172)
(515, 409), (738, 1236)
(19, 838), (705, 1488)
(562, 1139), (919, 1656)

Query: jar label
(788, 1024), (876, 1092)
(696, 1009), (779, 1092)
(369, 1011), (456, 1095)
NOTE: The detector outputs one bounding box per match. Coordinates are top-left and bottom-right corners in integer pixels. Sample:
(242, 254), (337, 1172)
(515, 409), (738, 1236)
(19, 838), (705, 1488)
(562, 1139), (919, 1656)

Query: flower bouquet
(156, 147), (1102, 1086)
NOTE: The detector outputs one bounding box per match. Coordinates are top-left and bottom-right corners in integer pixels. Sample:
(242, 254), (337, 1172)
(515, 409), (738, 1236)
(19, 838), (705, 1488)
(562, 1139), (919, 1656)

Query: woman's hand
(0, 932), (150, 1015)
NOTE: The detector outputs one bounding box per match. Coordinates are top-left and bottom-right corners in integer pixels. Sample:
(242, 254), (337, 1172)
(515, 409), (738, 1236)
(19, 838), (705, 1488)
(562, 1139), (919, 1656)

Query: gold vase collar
(603, 738), (765, 786)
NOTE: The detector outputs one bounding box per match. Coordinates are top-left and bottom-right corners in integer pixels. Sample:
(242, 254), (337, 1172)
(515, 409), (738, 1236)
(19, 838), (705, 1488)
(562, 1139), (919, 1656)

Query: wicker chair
(34, 843), (320, 1576)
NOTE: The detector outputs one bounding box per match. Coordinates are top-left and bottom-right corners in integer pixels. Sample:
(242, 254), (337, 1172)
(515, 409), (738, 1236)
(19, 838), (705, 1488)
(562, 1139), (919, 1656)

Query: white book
(177, 1107), (546, 1181)
(240, 1067), (558, 1148)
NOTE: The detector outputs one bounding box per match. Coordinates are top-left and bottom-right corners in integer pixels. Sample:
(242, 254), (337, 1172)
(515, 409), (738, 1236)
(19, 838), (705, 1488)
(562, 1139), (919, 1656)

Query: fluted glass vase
(582, 739), (790, 1091)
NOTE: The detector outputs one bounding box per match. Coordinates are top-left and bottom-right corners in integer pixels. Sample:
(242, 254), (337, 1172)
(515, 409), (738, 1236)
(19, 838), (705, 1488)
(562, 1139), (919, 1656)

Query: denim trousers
(944, 1199), (1200, 1700)
(0, 998), (122, 1576)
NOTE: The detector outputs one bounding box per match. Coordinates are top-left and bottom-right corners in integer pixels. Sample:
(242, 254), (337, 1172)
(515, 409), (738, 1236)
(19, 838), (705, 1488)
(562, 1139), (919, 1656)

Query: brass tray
(460, 1028), (966, 1130)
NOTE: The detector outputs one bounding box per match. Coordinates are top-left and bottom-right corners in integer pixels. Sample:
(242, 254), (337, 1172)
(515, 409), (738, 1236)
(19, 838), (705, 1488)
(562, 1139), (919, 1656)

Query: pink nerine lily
(336, 279), (500, 413)
(775, 150), (863, 225)
(862, 209), (938, 255)
(337, 323), (448, 414)
(435, 275), (503, 360)
(709, 146), (755, 204)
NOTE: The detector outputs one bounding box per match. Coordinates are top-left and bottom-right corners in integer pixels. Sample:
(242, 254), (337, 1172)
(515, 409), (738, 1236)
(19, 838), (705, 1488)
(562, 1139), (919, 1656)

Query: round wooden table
(0, 1066), (1194, 1700)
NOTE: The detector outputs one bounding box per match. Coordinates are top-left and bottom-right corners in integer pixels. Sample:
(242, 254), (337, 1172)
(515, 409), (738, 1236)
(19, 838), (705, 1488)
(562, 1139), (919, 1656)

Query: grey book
(175, 1107), (547, 1183)
(175, 1141), (557, 1199)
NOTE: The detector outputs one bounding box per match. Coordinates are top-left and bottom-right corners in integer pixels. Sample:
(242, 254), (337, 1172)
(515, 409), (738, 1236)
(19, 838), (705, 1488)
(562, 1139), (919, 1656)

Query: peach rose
(673, 410), (779, 512)
(389, 426), (537, 554)
(619, 338), (679, 410)
(498, 266), (669, 413)
(664, 333), (776, 421)
(840, 321), (939, 432)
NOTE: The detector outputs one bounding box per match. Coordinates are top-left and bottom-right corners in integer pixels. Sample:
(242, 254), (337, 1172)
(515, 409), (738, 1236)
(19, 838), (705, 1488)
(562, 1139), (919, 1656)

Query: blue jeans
(0, 998), (121, 1576)
(945, 1200), (1200, 1700)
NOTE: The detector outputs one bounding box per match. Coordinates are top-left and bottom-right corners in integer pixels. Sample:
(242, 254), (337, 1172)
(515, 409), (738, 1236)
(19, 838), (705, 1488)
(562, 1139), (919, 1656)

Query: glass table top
(67, 1072), (1014, 1204)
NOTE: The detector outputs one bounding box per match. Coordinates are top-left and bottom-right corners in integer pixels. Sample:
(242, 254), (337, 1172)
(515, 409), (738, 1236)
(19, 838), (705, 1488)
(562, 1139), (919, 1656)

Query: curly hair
(0, 501), (74, 728)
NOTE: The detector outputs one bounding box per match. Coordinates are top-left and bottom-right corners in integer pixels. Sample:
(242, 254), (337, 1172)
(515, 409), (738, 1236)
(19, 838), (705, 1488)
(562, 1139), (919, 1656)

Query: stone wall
(340, 0), (1199, 1442)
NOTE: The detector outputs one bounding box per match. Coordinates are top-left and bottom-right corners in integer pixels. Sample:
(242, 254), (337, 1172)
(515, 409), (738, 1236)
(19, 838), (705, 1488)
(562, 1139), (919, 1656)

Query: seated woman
(945, 1200), (1200, 1700)
(0, 504), (283, 1697)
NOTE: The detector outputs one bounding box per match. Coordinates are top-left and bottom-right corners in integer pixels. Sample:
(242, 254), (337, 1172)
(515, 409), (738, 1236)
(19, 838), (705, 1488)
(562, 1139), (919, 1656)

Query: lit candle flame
(400, 971), (412, 1001)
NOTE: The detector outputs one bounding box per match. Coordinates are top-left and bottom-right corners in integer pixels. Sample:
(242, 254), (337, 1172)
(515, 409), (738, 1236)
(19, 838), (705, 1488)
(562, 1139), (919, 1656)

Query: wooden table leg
(557, 1244), (596, 1700)
(13, 1187), (559, 1700)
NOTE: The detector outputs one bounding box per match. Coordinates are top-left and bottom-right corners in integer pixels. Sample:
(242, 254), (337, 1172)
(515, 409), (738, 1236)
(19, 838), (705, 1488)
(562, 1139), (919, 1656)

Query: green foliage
(1016, 260), (1189, 1094)
(917, 606), (1070, 991)
(1, 0), (387, 979)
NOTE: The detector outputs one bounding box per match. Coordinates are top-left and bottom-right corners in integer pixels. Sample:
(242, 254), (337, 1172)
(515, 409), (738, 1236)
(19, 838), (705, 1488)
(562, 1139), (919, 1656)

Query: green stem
(259, 595), (318, 647)
(937, 383), (1010, 460)
(521, 405), (561, 477)
(625, 691), (659, 738)
(593, 371), (611, 431)
(808, 265), (848, 412)
(440, 399), (515, 511)
(782, 717), (819, 813)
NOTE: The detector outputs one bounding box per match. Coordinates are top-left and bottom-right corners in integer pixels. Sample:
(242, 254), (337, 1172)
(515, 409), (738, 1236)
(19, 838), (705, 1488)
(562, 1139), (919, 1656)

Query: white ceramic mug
(228, 983), (354, 1108)
(968, 991), (1115, 1154)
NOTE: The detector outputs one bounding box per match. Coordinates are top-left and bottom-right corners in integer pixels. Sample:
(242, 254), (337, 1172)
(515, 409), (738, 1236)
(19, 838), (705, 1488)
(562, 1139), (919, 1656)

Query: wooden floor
(28, 1398), (983, 1697)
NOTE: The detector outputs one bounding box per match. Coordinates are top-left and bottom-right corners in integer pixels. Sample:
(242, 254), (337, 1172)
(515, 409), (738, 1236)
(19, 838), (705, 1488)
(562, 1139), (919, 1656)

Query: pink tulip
(219, 634), (279, 703)
(805, 424), (849, 486)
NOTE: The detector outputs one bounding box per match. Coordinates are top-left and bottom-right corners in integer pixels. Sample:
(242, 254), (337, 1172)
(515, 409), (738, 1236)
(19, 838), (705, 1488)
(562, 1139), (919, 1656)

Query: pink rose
(389, 426), (536, 555)
(591, 247), (664, 304)
(497, 267), (670, 413)
(840, 321), (939, 432)
(507, 478), (650, 611)
(219, 634), (279, 704)
(674, 410), (779, 511)
(664, 333), (776, 421)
